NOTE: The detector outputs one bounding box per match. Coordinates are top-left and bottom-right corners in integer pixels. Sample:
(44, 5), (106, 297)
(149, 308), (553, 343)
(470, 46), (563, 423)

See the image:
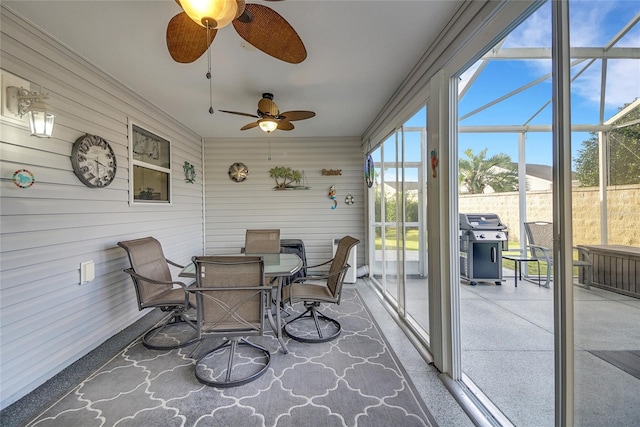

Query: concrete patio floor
(380, 270), (640, 426)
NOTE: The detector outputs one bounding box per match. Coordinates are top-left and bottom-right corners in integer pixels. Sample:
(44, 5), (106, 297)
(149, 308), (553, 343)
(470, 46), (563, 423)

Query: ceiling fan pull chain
(206, 24), (214, 114)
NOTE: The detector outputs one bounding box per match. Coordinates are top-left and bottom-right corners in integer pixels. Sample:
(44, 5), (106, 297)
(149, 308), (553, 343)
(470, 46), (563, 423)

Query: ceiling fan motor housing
(258, 94), (279, 116)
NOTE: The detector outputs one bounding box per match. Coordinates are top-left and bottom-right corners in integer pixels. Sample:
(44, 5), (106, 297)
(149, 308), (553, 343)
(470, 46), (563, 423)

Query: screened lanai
(458, 9), (640, 251)
(367, 2), (639, 425)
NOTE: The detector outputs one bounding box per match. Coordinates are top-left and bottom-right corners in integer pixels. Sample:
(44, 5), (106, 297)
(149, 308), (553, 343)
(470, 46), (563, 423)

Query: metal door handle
(491, 247), (496, 262)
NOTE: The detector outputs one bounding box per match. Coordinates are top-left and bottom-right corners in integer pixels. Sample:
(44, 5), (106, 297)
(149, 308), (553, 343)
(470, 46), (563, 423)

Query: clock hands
(95, 157), (101, 180)
(95, 157), (112, 183)
(94, 157), (115, 186)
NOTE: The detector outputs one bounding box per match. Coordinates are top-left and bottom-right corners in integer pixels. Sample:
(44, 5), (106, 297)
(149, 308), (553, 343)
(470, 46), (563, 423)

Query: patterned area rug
(27, 289), (436, 427)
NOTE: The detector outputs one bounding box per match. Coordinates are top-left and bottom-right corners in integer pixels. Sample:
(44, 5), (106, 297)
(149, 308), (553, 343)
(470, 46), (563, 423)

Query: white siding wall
(204, 137), (365, 267)
(0, 9), (204, 408)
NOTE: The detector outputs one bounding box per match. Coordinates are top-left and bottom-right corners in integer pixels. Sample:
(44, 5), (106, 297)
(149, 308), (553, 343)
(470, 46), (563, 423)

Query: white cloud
(603, 59), (640, 106)
(569, 0), (617, 47)
(502, 1), (639, 109)
(503, 4), (551, 49)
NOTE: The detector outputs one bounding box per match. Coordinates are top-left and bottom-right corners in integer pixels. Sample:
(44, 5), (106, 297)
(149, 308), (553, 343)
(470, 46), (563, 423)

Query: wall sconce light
(5, 86), (55, 137)
(258, 118), (278, 133)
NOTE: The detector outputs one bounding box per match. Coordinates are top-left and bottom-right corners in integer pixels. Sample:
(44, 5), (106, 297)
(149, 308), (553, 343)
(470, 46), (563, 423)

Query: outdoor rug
(589, 350), (640, 380)
(27, 289), (436, 427)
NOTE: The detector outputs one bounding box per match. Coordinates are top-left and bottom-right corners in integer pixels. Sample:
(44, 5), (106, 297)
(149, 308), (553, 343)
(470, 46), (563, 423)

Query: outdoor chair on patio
(524, 221), (592, 288)
(244, 229), (282, 310)
(283, 235), (359, 343)
(244, 229), (281, 254)
(118, 237), (198, 350)
(187, 256), (271, 387)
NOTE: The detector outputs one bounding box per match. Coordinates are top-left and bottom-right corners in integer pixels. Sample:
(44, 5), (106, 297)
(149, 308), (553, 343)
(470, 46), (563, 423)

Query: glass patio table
(502, 254), (541, 287)
(180, 253), (302, 354)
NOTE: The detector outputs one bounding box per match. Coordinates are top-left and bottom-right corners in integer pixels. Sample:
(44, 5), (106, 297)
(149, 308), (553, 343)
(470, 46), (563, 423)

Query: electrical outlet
(80, 261), (95, 284)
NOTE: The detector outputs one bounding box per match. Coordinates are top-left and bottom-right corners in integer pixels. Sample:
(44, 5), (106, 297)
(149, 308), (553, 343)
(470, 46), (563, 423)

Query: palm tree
(459, 148), (518, 193)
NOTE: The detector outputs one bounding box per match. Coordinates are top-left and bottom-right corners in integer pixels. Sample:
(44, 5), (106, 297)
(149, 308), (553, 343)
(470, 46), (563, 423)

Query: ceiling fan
(166, 0), (307, 64)
(220, 93), (315, 133)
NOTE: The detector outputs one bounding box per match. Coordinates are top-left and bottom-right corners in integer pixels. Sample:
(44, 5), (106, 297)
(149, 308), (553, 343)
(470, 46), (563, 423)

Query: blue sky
(407, 0), (639, 167)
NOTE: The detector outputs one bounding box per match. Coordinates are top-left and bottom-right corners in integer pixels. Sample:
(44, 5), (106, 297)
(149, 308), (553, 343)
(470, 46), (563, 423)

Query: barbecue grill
(459, 213), (508, 286)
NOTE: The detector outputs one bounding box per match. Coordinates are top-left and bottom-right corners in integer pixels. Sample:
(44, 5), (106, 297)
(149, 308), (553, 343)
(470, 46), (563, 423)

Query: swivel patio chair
(244, 229), (281, 254)
(524, 221), (592, 288)
(283, 235), (359, 343)
(188, 256), (271, 387)
(118, 237), (198, 350)
(244, 229), (282, 306)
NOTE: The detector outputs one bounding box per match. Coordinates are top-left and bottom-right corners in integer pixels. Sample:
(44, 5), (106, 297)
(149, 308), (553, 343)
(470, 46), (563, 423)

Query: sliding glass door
(369, 107), (430, 341)
(371, 134), (400, 305)
(363, 1), (639, 424)
(403, 109), (429, 335)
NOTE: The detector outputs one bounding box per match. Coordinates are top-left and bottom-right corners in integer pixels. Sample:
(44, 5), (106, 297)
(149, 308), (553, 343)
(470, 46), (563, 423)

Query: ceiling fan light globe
(180, 0), (237, 29)
(259, 119), (278, 133)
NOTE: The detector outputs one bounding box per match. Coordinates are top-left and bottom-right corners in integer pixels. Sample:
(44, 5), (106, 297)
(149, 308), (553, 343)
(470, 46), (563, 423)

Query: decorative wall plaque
(228, 162), (249, 182)
(13, 169), (35, 188)
(322, 169), (342, 176)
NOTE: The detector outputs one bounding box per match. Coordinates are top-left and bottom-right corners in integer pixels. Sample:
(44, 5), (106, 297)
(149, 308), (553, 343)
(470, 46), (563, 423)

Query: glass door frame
(431, 1), (575, 424)
(367, 115), (432, 350)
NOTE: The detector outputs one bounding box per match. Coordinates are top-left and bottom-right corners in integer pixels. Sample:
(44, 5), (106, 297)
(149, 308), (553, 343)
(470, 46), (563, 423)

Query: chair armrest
(123, 268), (189, 289)
(529, 245), (553, 264)
(166, 259), (185, 269)
(573, 246), (592, 264)
(293, 264), (350, 284)
(301, 258), (334, 270)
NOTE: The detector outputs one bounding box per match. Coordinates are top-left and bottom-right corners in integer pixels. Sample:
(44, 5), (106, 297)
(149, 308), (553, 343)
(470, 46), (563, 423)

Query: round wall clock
(71, 134), (117, 188)
(228, 162), (249, 182)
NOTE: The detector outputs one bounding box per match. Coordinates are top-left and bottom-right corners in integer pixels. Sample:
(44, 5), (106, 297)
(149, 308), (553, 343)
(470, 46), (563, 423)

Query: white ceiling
(4, 1), (462, 139)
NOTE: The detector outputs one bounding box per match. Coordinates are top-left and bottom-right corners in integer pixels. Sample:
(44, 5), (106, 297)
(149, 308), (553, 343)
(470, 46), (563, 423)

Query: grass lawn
(374, 228), (419, 251)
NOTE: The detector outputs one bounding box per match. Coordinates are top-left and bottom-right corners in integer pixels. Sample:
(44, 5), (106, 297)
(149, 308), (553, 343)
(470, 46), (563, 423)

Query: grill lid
(459, 213), (506, 230)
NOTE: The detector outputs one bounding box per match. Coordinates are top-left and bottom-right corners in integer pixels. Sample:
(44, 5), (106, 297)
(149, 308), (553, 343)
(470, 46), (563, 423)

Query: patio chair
(283, 235), (359, 343)
(524, 221), (592, 288)
(244, 229), (281, 254)
(117, 237), (198, 350)
(187, 256), (271, 387)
